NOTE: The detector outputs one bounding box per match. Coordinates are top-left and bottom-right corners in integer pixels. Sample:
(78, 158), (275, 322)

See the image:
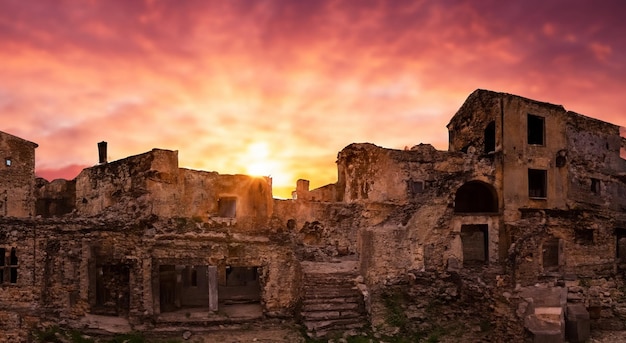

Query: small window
(408, 180), (424, 196)
(575, 229), (594, 245)
(218, 197), (237, 218)
(484, 121), (496, 153)
(4, 158), (11, 167)
(528, 169), (547, 198)
(528, 114), (545, 145)
(0, 247), (18, 284)
(615, 228), (626, 264)
(591, 178), (601, 194)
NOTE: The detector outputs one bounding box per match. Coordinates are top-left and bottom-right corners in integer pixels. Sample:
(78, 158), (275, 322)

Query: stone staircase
(300, 261), (369, 338)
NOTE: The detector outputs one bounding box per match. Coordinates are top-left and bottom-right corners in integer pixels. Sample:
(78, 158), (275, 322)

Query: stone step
(302, 302), (361, 312)
(301, 310), (363, 320)
(304, 288), (358, 296)
(302, 296), (362, 305)
(304, 317), (368, 332)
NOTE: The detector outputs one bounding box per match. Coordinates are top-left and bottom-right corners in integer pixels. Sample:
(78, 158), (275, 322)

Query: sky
(1, 0), (625, 198)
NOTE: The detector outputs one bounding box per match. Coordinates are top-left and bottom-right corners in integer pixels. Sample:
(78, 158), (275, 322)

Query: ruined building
(1, 89), (626, 342)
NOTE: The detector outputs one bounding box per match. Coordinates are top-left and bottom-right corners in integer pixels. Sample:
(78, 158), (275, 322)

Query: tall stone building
(1, 89), (625, 342)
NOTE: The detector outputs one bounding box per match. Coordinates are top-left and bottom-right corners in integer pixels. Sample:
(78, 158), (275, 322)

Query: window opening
(0, 248), (4, 283)
(528, 169), (547, 198)
(542, 238), (561, 271)
(159, 265), (212, 313)
(9, 248), (17, 283)
(615, 229), (626, 265)
(407, 180), (424, 197)
(575, 229), (594, 245)
(591, 178), (601, 194)
(4, 158), (11, 167)
(484, 121), (496, 153)
(528, 114), (545, 145)
(461, 224), (488, 266)
(218, 197), (237, 218)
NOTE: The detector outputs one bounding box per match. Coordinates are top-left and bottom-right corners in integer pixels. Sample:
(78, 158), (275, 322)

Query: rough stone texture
(1, 89), (626, 341)
(0, 131), (37, 217)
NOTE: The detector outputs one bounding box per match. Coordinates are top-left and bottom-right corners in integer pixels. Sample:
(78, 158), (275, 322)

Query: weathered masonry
(1, 89), (626, 342)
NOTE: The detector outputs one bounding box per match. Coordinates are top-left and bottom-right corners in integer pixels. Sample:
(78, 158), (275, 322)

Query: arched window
(454, 181), (498, 213)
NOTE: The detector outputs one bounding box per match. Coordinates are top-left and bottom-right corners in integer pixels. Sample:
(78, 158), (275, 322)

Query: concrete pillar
(208, 266), (218, 312)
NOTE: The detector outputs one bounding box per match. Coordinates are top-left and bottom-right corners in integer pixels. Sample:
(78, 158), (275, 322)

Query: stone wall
(0, 131), (37, 218)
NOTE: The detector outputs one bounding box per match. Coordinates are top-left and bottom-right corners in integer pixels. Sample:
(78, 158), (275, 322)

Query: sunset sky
(1, 0), (625, 198)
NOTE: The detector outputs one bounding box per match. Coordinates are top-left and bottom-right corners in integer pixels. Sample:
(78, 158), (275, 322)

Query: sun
(245, 142), (272, 176)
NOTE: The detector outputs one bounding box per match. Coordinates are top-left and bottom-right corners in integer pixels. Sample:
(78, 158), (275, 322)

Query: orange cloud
(1, 0), (625, 198)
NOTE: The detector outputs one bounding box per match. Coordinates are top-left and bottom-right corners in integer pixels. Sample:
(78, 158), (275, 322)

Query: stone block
(565, 304), (590, 343)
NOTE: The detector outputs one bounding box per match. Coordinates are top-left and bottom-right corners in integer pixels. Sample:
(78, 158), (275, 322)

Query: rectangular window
(4, 158), (11, 167)
(218, 197), (237, 218)
(0, 247), (17, 284)
(615, 229), (626, 264)
(527, 114), (545, 145)
(591, 178), (601, 194)
(407, 180), (424, 197)
(528, 169), (547, 198)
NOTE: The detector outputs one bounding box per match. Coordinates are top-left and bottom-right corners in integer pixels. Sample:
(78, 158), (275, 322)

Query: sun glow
(241, 142), (295, 198)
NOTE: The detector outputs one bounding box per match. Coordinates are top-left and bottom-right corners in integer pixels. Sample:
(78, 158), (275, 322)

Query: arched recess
(454, 181), (498, 213)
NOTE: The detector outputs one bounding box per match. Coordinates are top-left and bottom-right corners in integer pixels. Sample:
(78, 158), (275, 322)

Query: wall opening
(591, 178), (601, 194)
(92, 263), (130, 316)
(484, 121), (496, 153)
(615, 229), (626, 266)
(407, 180), (424, 197)
(461, 224), (488, 266)
(4, 158), (11, 167)
(454, 181), (498, 213)
(218, 266), (262, 305)
(528, 169), (547, 198)
(542, 238), (561, 272)
(218, 197), (237, 218)
(159, 264), (214, 313)
(528, 114), (545, 145)
(0, 248), (18, 284)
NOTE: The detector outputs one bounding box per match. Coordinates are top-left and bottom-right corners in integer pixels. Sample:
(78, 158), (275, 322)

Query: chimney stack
(98, 141), (107, 164)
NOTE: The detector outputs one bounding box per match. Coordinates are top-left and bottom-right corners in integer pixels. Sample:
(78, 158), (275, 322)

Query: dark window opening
(528, 114), (545, 145)
(407, 180), (424, 197)
(591, 178), (601, 194)
(218, 197), (237, 218)
(615, 229), (626, 265)
(484, 121), (496, 153)
(528, 169), (547, 198)
(542, 238), (561, 271)
(454, 181), (498, 213)
(575, 229), (594, 245)
(461, 224), (488, 266)
(0, 248), (18, 284)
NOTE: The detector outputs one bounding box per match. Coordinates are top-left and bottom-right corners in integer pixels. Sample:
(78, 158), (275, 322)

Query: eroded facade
(2, 89), (626, 341)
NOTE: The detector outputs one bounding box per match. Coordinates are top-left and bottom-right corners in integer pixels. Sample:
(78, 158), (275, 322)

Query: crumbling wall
(566, 112), (626, 211)
(0, 131), (37, 218)
(180, 170), (273, 228)
(75, 149), (180, 218)
(35, 178), (76, 217)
